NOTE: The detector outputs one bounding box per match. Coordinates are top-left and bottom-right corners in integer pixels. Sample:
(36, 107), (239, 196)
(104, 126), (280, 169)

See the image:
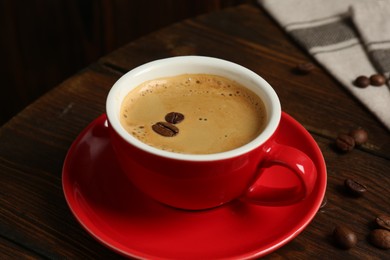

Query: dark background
(0, 0), (254, 126)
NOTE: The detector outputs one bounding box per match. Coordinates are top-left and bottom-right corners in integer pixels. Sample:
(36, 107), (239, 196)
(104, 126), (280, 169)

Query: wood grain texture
(0, 3), (389, 259)
(0, 67), (124, 259)
(1, 0), (254, 125)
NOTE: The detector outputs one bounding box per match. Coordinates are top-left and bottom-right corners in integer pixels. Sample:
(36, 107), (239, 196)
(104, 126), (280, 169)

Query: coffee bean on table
(349, 127), (368, 145)
(344, 178), (367, 196)
(165, 112), (185, 124)
(152, 122), (179, 137)
(354, 75), (370, 88)
(369, 229), (390, 249)
(335, 134), (355, 152)
(369, 74), (386, 86)
(376, 215), (390, 231)
(294, 62), (315, 74)
(333, 225), (358, 249)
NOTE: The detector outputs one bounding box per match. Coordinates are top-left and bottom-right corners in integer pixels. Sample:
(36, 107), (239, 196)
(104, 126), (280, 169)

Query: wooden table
(1, 4), (389, 259)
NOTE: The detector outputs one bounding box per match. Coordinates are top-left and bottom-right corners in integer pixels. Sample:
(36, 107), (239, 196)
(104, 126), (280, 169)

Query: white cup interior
(106, 56), (281, 161)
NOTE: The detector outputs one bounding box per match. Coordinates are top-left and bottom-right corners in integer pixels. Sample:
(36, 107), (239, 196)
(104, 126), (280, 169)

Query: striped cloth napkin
(259, 0), (390, 131)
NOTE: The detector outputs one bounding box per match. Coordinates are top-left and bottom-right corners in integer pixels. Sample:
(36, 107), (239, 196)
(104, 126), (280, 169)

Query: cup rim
(106, 56), (281, 162)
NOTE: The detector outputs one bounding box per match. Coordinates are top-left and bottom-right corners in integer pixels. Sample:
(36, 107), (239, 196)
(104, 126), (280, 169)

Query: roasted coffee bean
(376, 215), (390, 231)
(354, 75), (370, 88)
(344, 178), (367, 196)
(336, 134), (355, 152)
(152, 122), (179, 137)
(294, 62), (315, 74)
(349, 127), (368, 145)
(333, 225), (358, 249)
(369, 74), (386, 86)
(369, 229), (390, 249)
(165, 112), (185, 124)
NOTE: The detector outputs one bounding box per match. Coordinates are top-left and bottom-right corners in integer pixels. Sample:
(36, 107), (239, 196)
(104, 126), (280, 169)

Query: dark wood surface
(0, 0), (253, 125)
(1, 4), (389, 259)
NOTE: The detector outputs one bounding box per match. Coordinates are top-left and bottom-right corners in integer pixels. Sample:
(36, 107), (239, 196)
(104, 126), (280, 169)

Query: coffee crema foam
(120, 74), (267, 154)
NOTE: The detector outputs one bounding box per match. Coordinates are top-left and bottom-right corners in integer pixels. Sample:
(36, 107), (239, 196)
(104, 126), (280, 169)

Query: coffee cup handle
(244, 142), (317, 206)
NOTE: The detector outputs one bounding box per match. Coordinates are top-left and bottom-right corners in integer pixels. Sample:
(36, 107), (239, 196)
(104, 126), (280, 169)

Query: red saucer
(62, 113), (326, 259)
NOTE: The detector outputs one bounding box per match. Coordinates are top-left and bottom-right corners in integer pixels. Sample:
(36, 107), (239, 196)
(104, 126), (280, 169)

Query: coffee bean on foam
(152, 121), (179, 137)
(165, 112), (184, 124)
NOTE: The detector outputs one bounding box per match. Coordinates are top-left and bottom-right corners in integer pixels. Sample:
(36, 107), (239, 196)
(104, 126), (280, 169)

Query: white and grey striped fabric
(351, 1), (390, 79)
(259, 0), (390, 131)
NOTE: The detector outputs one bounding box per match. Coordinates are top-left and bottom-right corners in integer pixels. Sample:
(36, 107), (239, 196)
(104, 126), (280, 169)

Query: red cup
(106, 56), (317, 210)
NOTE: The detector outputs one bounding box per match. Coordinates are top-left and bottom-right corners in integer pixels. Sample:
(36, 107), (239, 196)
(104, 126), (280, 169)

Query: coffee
(120, 73), (266, 154)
